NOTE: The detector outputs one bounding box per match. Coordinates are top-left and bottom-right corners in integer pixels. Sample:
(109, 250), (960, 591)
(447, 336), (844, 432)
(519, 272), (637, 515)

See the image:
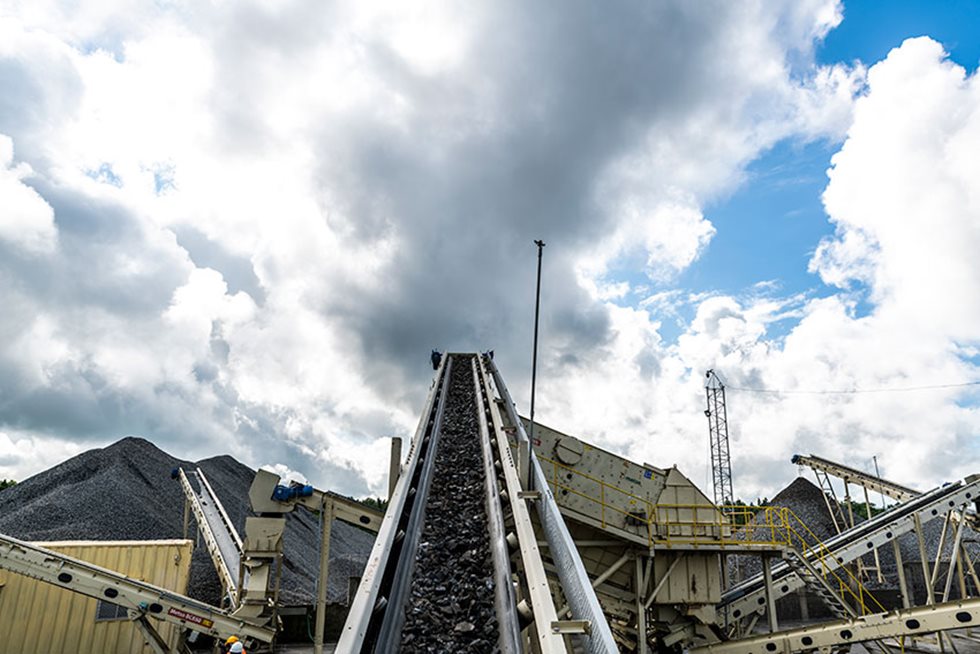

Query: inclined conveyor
(338, 352), (617, 654)
(721, 473), (980, 620)
(176, 467), (243, 608)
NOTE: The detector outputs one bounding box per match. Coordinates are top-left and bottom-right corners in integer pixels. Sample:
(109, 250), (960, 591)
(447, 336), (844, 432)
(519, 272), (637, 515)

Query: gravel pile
(0, 437), (375, 607)
(769, 477), (838, 543)
(399, 354), (497, 653)
(731, 477), (837, 580)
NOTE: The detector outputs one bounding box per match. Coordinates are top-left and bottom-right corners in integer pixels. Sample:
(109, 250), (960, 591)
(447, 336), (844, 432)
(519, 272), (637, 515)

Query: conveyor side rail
(177, 468), (242, 607)
(486, 355), (619, 654)
(0, 532), (274, 643)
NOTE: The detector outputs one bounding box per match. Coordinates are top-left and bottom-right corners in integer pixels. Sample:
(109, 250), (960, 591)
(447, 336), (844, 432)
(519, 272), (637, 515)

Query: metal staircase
(782, 549), (854, 620)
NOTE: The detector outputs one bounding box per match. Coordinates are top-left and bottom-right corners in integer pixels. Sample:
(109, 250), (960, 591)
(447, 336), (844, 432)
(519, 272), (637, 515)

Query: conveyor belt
(177, 467), (243, 607)
(792, 453), (919, 502)
(0, 532), (274, 644)
(721, 474), (980, 620)
(339, 354), (521, 653)
(338, 352), (618, 654)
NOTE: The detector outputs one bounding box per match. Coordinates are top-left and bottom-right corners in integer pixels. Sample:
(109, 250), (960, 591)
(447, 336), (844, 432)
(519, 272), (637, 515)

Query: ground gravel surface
(0, 437), (374, 606)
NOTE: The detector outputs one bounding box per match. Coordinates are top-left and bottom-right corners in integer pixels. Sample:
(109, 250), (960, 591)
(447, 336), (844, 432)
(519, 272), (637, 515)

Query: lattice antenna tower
(704, 369), (734, 507)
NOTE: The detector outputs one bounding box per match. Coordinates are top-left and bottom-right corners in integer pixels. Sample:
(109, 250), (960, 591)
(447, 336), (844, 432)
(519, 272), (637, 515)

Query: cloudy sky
(1, 0), (979, 503)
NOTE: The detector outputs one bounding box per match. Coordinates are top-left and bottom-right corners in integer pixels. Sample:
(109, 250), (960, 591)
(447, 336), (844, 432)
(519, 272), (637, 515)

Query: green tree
(839, 499), (887, 522)
(0, 479), (16, 491)
(361, 497), (388, 513)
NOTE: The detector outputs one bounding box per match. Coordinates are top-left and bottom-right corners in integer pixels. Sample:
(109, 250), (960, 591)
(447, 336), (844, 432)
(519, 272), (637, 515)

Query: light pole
(529, 240), (545, 459)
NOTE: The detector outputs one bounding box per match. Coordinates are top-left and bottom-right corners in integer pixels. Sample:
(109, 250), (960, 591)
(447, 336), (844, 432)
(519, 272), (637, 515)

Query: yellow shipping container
(0, 539), (193, 654)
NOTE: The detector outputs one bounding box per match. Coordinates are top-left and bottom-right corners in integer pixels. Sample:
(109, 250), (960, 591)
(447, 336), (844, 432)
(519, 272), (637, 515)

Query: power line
(726, 380), (980, 395)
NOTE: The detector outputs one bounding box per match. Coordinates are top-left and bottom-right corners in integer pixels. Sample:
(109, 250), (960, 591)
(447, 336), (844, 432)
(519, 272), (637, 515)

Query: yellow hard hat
(225, 636), (239, 645)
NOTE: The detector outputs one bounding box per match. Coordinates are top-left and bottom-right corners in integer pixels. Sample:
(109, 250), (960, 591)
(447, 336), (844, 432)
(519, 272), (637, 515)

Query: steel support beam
(693, 596), (980, 654)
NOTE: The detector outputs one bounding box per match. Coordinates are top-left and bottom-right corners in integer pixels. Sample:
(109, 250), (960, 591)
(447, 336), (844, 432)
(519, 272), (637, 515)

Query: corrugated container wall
(0, 540), (193, 654)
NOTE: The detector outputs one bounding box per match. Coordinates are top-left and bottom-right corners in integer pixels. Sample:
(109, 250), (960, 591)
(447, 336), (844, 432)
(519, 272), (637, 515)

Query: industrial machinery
(174, 467), (244, 609)
(522, 420), (980, 653)
(0, 465), (382, 653)
(338, 352), (618, 653)
(176, 463), (383, 653)
(792, 452), (980, 603)
(524, 418), (785, 651)
(0, 531), (276, 651)
(7, 352), (980, 654)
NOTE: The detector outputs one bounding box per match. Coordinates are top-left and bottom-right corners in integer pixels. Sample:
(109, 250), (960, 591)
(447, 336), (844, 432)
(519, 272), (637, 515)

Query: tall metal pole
(529, 240), (545, 456)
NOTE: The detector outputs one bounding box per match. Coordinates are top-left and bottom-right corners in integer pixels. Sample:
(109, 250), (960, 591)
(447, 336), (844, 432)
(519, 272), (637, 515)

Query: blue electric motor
(272, 483), (314, 502)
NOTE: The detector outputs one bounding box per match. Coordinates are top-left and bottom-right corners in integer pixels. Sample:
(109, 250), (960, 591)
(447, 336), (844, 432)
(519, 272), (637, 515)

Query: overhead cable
(726, 380), (980, 395)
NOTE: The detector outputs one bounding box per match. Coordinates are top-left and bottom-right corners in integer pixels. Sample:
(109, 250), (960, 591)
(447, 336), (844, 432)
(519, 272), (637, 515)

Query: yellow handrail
(784, 508), (887, 616)
(538, 454), (791, 547)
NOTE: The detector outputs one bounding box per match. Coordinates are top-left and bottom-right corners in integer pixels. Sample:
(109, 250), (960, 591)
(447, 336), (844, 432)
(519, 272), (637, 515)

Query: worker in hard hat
(223, 636), (240, 652)
(229, 642), (245, 654)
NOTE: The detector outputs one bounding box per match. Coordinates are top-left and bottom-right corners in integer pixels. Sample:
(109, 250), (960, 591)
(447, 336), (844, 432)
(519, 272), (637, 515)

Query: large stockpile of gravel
(769, 477), (838, 543)
(0, 437), (375, 607)
(731, 477), (838, 582)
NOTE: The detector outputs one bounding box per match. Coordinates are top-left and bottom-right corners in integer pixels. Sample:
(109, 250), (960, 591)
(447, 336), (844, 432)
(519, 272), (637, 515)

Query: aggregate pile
(732, 477), (837, 580)
(399, 354), (497, 653)
(769, 476), (838, 543)
(0, 437), (374, 607)
(733, 474), (980, 614)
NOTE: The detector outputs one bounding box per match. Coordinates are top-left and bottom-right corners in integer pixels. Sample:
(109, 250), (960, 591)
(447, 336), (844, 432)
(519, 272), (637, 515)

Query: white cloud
(541, 36), (980, 498)
(0, 134), (57, 254)
(13, 1), (980, 509)
(0, 429), (86, 481)
(260, 463), (308, 486)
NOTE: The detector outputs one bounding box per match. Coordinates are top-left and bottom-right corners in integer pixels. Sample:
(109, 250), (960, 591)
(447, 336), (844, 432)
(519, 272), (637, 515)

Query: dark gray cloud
(291, 3), (756, 408)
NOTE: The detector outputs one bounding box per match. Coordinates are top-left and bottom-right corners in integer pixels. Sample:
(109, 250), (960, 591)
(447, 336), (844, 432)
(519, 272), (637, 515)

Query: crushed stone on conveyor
(399, 354), (498, 652)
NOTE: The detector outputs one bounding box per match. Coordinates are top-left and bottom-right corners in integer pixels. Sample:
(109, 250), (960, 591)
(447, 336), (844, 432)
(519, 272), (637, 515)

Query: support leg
(636, 554), (649, 654)
(762, 555), (779, 634)
(314, 498), (334, 654)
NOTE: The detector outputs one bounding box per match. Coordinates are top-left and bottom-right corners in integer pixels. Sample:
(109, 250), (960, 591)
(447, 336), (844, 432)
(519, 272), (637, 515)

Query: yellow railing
(538, 454), (885, 616)
(784, 508), (887, 616)
(653, 504), (793, 547)
(538, 454), (791, 547)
